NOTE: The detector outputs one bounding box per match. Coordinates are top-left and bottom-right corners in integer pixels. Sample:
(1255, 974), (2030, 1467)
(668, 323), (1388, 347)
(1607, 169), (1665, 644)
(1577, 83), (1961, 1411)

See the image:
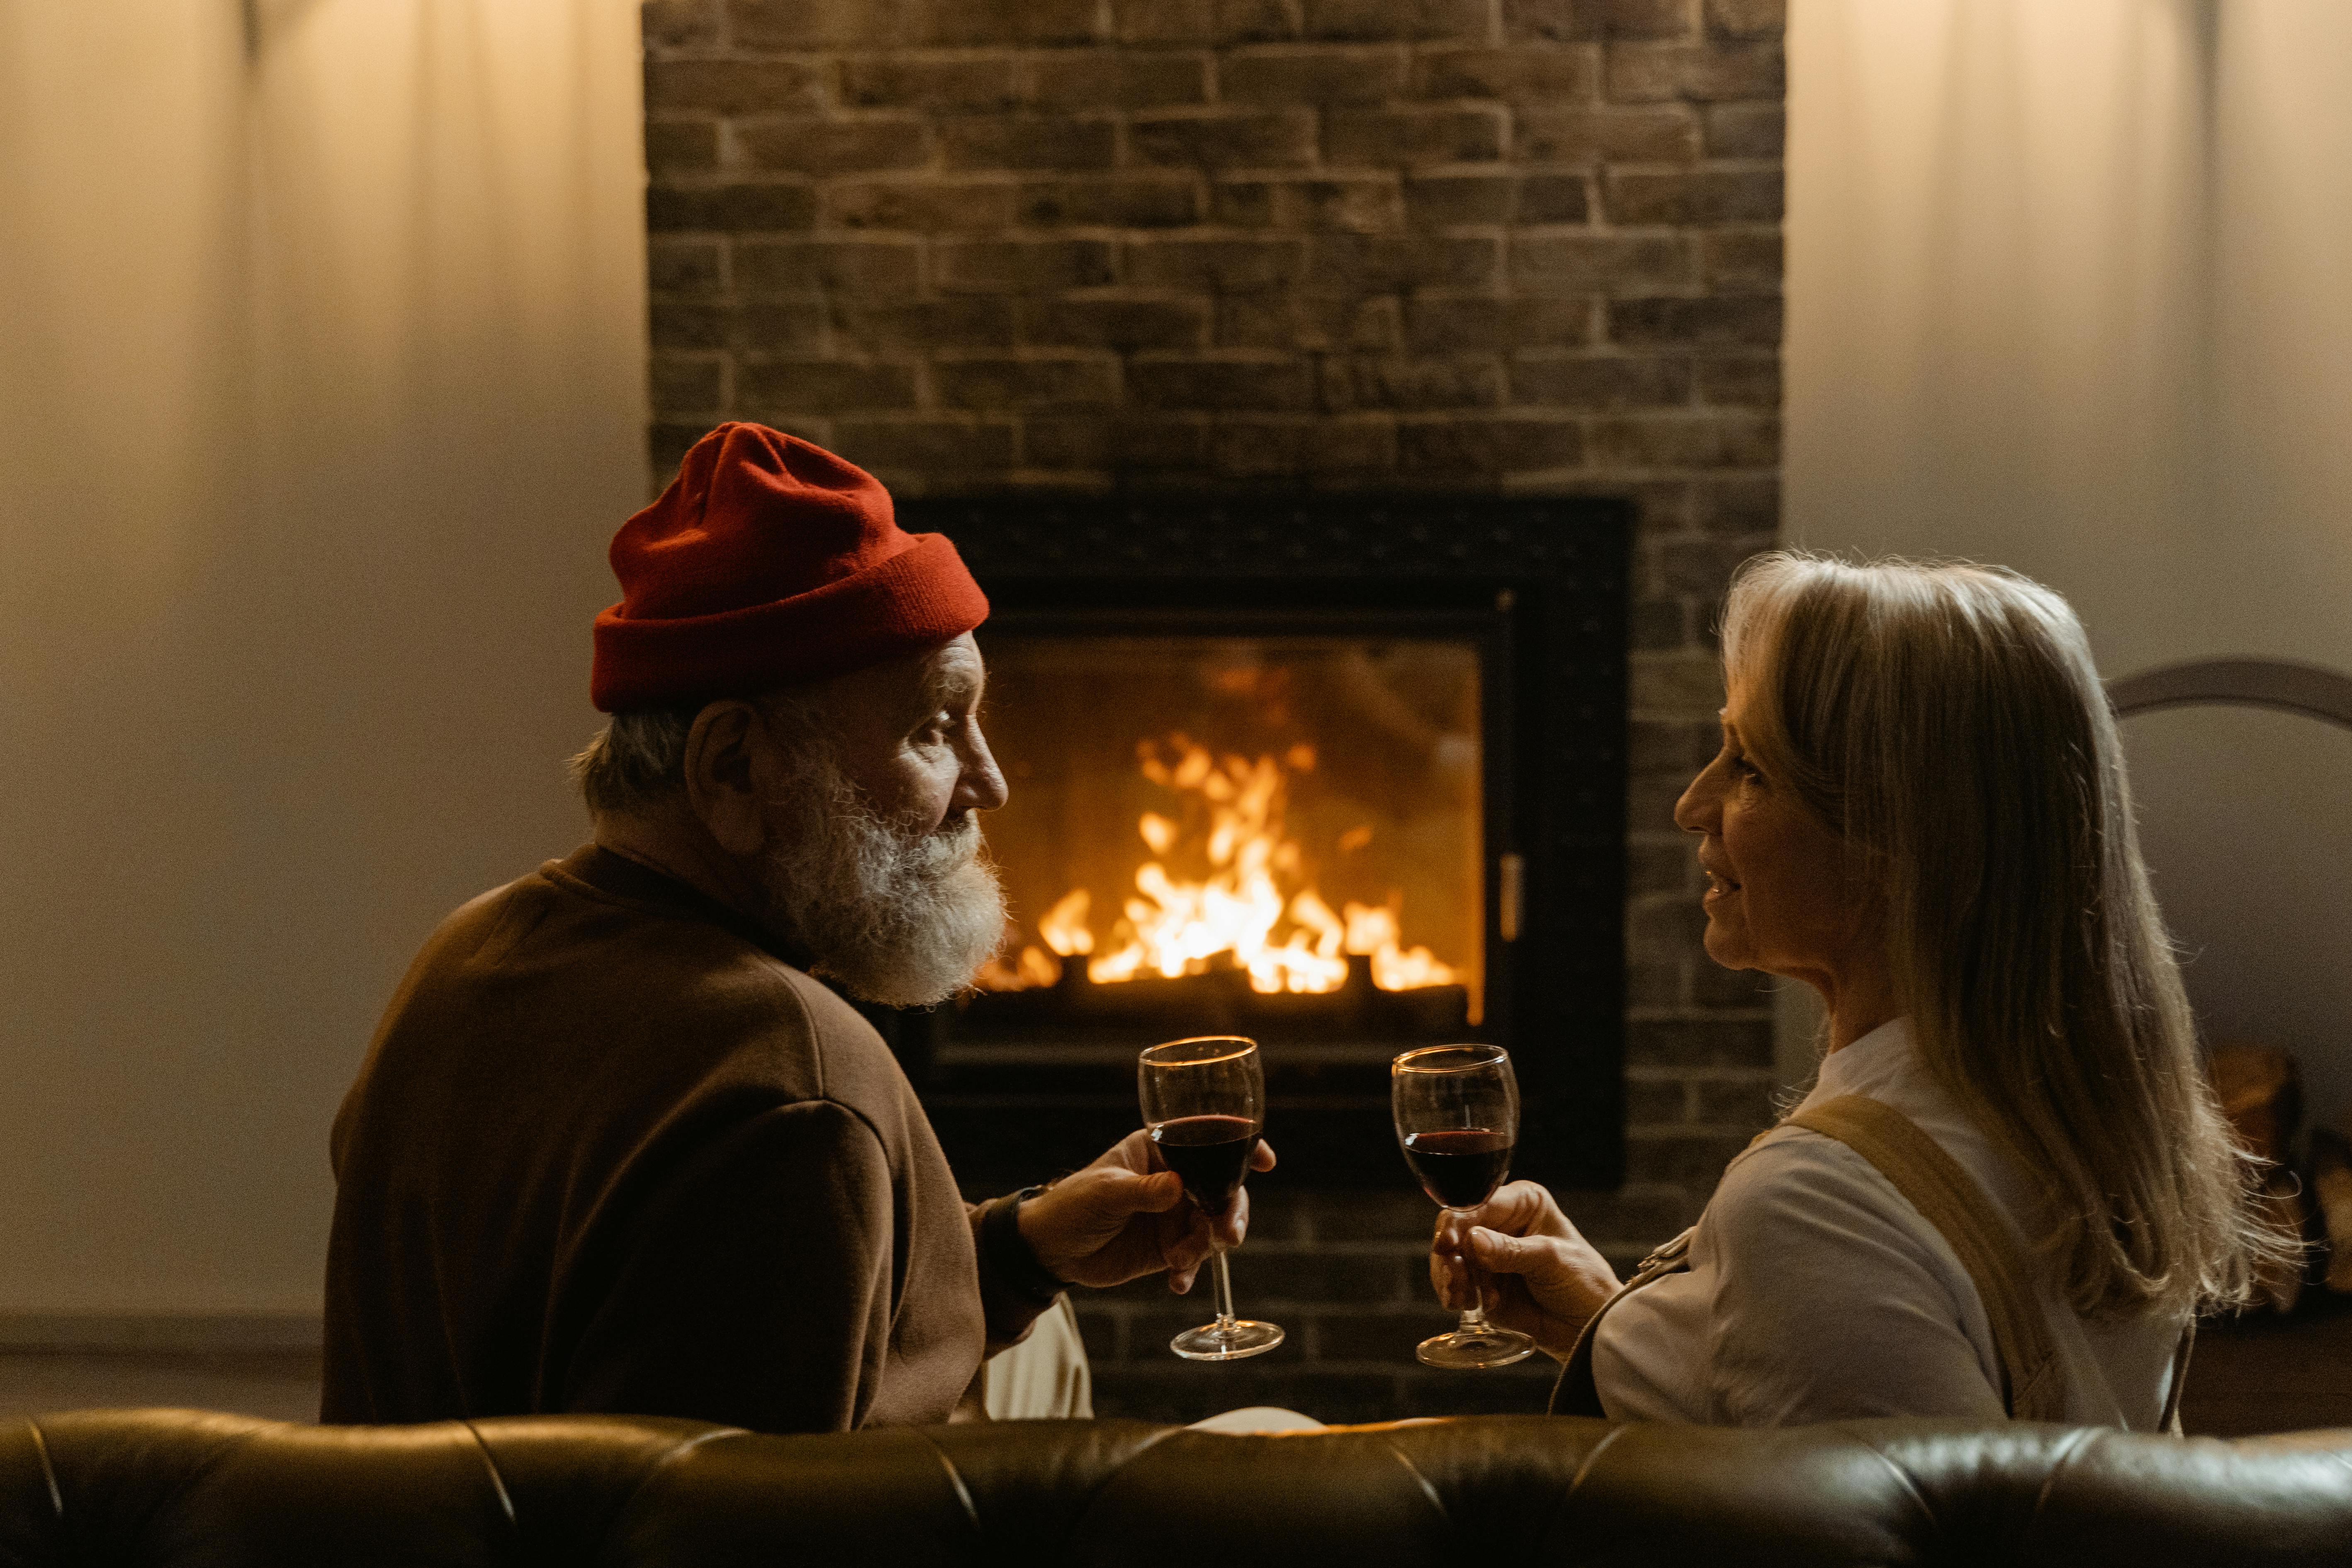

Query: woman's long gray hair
(1724, 552), (2295, 1319)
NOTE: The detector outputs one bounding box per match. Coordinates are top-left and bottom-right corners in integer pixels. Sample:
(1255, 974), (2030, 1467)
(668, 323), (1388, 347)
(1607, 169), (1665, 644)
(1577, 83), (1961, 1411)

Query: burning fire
(975, 734), (1464, 999)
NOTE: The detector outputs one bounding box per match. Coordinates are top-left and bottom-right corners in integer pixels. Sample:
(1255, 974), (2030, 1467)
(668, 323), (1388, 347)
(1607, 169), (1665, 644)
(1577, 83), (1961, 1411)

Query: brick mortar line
(651, 40), (1775, 67)
(1626, 1062), (1776, 1078)
(1075, 1302), (1588, 1322)
(656, 136), (1776, 165)
(1080, 1298), (1461, 1313)
(654, 35), (1778, 60)
(1090, 1364), (1547, 1379)
(655, 226), (1766, 253)
(656, 119), (1773, 145)
(1627, 1120), (1776, 1135)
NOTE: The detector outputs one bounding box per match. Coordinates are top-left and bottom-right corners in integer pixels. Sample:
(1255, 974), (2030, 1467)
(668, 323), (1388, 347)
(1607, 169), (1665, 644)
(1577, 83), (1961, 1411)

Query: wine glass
(1392, 1043), (1536, 1369)
(1139, 1035), (1284, 1362)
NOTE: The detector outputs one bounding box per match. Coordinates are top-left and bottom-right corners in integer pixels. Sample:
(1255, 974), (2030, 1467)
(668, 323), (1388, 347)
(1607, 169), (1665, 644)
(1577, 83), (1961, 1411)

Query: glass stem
(1210, 1247), (1238, 1330)
(1453, 1208), (1490, 1335)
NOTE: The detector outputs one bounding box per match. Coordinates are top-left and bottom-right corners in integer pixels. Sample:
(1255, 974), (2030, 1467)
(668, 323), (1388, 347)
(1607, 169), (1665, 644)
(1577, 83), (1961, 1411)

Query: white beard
(757, 751), (1005, 1008)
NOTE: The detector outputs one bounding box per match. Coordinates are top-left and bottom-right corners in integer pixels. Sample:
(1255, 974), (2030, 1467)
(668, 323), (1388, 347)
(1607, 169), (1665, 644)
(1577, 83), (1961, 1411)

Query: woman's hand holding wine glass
(1392, 1043), (1537, 1368)
(1429, 1181), (1623, 1361)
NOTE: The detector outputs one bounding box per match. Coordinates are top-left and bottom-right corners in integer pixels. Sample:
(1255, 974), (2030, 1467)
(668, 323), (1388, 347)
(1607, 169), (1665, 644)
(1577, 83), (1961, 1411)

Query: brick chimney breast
(642, 0), (1782, 1422)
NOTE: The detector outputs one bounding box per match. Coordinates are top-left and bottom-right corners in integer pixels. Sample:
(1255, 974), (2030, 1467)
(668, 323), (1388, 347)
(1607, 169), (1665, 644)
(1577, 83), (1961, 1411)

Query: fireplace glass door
(889, 491), (1630, 1192)
(966, 632), (1485, 1048)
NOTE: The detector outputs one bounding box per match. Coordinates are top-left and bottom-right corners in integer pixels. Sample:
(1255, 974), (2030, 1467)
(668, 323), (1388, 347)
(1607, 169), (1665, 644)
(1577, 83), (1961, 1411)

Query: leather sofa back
(5, 1408), (2351, 1567)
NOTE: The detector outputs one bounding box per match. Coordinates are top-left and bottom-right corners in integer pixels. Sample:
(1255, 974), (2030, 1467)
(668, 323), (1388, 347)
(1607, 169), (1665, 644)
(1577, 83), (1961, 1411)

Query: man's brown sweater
(321, 845), (1030, 1432)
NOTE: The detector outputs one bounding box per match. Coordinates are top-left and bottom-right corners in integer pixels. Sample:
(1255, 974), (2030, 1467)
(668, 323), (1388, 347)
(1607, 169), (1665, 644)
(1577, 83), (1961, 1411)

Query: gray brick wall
(641, 0), (1782, 1421)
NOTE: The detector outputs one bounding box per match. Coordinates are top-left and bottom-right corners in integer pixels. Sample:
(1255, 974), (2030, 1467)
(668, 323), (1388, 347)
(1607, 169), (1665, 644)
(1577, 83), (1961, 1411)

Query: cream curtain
(1786, 1), (2352, 1112)
(0, 2), (643, 1315)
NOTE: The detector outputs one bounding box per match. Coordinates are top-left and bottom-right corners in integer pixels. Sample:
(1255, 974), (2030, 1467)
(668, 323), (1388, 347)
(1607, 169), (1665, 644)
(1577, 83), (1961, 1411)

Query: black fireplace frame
(881, 495), (1631, 1194)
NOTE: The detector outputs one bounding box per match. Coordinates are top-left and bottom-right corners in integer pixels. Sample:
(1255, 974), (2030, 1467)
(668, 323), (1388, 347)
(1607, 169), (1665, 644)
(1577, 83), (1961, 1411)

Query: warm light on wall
(0, 0), (645, 1316)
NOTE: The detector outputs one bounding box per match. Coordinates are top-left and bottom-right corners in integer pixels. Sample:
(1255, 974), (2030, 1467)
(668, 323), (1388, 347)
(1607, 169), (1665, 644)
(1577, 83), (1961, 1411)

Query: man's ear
(682, 699), (767, 856)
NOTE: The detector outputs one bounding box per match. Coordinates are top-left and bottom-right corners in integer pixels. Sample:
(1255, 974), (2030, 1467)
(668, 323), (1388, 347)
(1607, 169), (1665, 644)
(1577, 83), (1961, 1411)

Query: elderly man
(321, 423), (1265, 1432)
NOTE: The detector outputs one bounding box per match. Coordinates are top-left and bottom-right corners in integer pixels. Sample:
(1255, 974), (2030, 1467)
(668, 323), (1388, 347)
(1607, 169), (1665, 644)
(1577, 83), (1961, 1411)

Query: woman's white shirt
(1591, 1017), (2185, 1428)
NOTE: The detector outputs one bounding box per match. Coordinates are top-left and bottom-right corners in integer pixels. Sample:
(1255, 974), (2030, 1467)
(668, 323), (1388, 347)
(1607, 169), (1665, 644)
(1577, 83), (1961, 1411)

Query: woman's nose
(1673, 766), (1719, 835)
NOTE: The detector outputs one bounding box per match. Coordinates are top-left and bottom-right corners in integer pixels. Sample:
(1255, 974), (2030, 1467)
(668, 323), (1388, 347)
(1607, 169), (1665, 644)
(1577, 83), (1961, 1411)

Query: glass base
(1416, 1324), (1536, 1369)
(1170, 1318), (1286, 1362)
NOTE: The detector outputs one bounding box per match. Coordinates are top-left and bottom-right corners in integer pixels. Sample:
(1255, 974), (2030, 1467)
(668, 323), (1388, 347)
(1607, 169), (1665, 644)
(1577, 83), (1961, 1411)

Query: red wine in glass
(1392, 1044), (1536, 1369)
(1150, 1114), (1257, 1215)
(1402, 1128), (1512, 1210)
(1139, 1036), (1284, 1363)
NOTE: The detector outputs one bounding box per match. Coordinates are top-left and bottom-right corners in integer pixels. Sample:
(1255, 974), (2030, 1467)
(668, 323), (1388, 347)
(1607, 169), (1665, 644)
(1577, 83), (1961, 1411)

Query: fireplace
(970, 630), (1486, 1032)
(881, 496), (1632, 1196)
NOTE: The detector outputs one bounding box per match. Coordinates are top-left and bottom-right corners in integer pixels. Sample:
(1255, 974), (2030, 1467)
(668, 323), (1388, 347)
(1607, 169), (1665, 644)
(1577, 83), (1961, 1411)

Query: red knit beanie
(591, 423), (988, 711)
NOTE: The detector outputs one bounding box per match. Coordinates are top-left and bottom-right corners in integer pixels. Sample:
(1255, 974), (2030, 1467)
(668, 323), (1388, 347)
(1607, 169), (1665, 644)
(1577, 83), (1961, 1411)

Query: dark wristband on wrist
(982, 1184), (1066, 1306)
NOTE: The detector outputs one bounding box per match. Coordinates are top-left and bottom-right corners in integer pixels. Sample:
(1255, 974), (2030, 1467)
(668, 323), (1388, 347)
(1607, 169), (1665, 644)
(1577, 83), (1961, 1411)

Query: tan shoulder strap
(1787, 1094), (2066, 1422)
(2159, 1319), (2196, 1436)
(1548, 1229), (1692, 1417)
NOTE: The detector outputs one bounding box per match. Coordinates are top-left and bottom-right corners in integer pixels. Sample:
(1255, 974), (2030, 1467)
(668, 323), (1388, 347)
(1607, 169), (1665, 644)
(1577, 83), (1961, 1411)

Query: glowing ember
(978, 733), (1464, 999)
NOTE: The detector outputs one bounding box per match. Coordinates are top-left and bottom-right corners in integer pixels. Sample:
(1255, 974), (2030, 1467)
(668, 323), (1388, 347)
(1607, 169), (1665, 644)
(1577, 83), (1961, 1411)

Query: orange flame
(975, 887), (1097, 993)
(1082, 737), (1460, 997)
(1039, 889), (1094, 956)
(977, 735), (1464, 999)
(973, 942), (1064, 992)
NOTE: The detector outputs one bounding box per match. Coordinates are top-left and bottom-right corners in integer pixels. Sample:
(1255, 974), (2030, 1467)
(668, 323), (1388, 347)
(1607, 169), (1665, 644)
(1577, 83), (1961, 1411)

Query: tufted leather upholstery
(4, 1408), (2352, 1567)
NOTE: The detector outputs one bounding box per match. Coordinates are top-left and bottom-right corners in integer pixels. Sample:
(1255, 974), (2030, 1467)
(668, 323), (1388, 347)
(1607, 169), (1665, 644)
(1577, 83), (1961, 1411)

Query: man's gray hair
(570, 691), (827, 818)
(569, 706), (700, 817)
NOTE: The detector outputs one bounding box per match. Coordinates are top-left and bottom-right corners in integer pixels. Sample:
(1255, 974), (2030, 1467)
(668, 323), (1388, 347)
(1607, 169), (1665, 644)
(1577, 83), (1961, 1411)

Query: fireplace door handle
(1498, 852), (1524, 943)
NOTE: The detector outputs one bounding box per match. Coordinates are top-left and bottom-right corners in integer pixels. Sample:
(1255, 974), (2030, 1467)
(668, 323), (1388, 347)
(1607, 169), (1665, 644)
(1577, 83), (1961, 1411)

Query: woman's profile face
(1672, 685), (1873, 984)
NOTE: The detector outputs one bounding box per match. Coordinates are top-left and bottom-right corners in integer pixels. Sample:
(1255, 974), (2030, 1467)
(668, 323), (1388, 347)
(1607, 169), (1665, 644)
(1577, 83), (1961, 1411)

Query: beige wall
(1785, 0), (2352, 1112)
(0, 1), (645, 1315)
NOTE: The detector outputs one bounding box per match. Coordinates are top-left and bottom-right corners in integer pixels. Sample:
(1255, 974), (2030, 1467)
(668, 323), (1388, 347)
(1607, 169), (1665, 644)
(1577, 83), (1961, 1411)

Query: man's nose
(957, 726), (1009, 814)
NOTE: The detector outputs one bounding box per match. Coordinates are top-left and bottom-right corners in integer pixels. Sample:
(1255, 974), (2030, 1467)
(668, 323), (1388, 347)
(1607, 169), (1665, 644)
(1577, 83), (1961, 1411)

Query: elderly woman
(1435, 553), (2291, 1428)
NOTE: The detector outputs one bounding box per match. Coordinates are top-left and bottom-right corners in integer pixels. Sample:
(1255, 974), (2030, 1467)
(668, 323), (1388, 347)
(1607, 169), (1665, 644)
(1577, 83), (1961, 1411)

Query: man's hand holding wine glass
(1019, 1129), (1278, 1295)
(1429, 1181), (1623, 1361)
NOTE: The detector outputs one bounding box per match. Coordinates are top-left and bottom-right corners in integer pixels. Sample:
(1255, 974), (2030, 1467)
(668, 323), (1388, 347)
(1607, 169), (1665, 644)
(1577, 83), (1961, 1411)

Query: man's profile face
(746, 633), (1011, 1007)
(822, 633), (1007, 837)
